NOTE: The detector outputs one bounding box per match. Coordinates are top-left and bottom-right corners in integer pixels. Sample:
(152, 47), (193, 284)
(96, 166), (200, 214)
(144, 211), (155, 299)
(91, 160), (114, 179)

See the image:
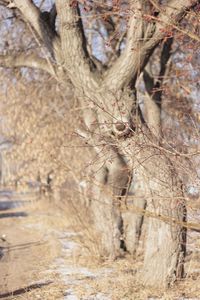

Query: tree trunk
(136, 142), (186, 287)
(122, 198), (146, 255)
(122, 167), (147, 255)
(141, 207), (186, 287)
(89, 142), (130, 258)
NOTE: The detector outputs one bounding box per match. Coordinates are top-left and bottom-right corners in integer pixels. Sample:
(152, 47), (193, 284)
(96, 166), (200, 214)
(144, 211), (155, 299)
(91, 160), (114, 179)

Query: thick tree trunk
(90, 174), (123, 258)
(136, 143), (186, 287)
(141, 207), (186, 287)
(89, 143), (130, 258)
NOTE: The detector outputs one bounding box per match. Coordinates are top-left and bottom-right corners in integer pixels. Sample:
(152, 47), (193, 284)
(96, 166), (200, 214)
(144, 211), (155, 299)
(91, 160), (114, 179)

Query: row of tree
(0, 0), (200, 288)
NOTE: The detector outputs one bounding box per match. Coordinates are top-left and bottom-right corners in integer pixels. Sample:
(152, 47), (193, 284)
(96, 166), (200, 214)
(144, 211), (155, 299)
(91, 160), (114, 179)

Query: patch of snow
(60, 232), (82, 238)
(50, 231), (112, 300)
(64, 289), (110, 300)
(186, 185), (199, 199)
(24, 223), (43, 230)
(56, 263), (98, 279)
(87, 293), (110, 300)
(64, 289), (79, 300)
(61, 240), (78, 252)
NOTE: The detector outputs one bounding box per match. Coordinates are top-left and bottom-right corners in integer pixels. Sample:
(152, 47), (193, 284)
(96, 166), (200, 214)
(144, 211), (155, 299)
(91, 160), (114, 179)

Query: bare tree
(0, 0), (199, 287)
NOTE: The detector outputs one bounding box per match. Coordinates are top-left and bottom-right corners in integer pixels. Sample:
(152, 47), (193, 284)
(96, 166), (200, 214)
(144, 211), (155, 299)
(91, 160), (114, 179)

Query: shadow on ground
(0, 280), (53, 298)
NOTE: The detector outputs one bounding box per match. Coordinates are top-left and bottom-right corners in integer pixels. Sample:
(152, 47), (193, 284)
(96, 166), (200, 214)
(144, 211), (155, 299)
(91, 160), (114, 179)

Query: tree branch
(142, 37), (173, 137)
(0, 53), (56, 75)
(55, 0), (98, 90)
(102, 0), (153, 90)
(12, 0), (61, 61)
(143, 92), (161, 137)
(103, 0), (198, 92)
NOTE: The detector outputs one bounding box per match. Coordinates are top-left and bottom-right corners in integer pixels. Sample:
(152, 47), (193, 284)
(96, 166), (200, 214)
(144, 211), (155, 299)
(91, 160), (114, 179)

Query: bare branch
(103, 0), (198, 92)
(0, 53), (56, 75)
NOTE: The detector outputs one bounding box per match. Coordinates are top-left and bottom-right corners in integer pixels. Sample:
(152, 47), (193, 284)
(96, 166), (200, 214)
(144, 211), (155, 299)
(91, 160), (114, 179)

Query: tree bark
(80, 125), (130, 257)
(135, 138), (186, 287)
(122, 165), (147, 255)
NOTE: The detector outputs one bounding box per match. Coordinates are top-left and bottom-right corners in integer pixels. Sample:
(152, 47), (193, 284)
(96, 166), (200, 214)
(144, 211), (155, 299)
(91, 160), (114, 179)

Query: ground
(0, 189), (200, 300)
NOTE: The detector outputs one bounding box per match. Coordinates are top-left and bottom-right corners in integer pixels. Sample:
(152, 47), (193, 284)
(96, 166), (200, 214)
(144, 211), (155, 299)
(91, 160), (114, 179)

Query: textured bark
(136, 140), (186, 287)
(79, 125), (130, 257)
(122, 199), (146, 254)
(90, 160), (126, 257)
(141, 208), (186, 287)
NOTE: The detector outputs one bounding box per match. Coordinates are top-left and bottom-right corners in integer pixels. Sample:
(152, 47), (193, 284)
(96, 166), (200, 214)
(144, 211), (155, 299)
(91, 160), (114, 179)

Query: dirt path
(0, 190), (114, 299)
(0, 190), (200, 300)
(0, 190), (65, 299)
